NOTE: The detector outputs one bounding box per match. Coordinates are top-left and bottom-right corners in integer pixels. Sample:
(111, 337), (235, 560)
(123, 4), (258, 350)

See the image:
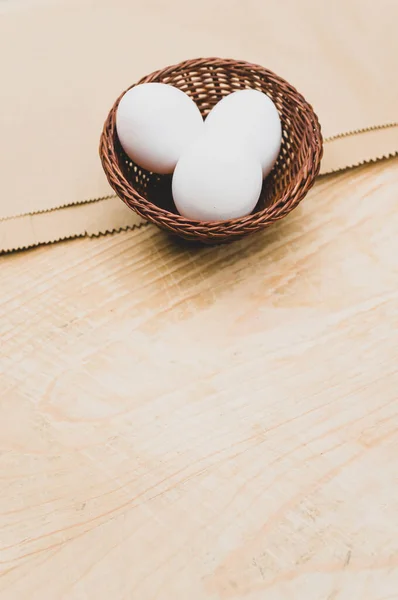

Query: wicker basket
(100, 58), (323, 243)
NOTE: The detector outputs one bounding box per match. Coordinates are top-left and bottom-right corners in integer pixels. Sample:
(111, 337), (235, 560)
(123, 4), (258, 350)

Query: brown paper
(1, 0), (397, 251)
(0, 198), (146, 254)
(322, 125), (398, 175)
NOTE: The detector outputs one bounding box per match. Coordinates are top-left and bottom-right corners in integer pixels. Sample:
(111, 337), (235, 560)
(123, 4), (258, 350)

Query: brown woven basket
(100, 58), (323, 243)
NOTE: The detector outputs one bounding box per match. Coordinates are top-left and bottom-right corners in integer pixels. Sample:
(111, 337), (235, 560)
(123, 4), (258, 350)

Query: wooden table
(1, 158), (398, 599)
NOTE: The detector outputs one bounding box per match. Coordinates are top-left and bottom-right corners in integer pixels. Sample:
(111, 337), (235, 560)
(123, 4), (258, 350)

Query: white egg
(172, 133), (263, 222)
(205, 89), (282, 177)
(116, 83), (204, 174)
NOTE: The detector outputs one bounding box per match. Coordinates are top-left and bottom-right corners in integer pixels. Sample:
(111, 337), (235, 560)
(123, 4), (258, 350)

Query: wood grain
(1, 158), (398, 599)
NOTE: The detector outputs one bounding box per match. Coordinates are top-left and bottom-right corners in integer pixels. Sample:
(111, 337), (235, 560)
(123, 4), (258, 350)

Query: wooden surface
(1, 158), (398, 599)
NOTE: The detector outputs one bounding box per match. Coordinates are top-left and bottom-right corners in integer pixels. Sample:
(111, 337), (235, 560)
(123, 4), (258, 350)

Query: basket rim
(99, 57), (323, 233)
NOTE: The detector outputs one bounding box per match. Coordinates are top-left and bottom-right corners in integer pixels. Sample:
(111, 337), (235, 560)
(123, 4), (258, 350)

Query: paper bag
(1, 0), (397, 252)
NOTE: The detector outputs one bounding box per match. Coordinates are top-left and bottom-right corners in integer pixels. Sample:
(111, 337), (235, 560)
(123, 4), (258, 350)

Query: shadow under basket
(99, 57), (323, 244)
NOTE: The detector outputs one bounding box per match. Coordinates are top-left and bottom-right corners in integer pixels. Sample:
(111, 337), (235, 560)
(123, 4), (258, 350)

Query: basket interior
(114, 62), (312, 218)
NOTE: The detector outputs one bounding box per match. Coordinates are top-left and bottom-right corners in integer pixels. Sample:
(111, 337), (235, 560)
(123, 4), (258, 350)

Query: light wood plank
(1, 159), (398, 599)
